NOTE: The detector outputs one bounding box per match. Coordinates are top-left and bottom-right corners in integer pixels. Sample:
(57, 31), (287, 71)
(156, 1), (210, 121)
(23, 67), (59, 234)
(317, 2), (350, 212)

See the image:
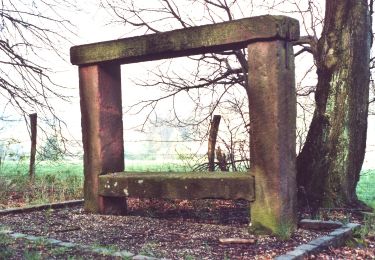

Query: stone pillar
(248, 40), (297, 233)
(79, 63), (126, 214)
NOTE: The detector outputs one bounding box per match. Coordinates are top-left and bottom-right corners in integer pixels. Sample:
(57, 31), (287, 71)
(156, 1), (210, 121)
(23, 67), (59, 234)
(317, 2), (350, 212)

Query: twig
(54, 226), (81, 233)
(219, 238), (256, 244)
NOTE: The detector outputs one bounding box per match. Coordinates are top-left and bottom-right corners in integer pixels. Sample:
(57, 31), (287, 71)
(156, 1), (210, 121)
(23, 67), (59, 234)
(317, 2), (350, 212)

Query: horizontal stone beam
(99, 172), (255, 201)
(70, 15), (299, 65)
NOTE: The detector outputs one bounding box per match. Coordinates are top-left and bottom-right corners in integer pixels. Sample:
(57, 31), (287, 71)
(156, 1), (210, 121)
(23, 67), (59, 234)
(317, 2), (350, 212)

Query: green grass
(356, 169), (375, 209)
(125, 159), (193, 172)
(0, 160), (84, 206)
(0, 158), (373, 210)
(0, 158), (192, 207)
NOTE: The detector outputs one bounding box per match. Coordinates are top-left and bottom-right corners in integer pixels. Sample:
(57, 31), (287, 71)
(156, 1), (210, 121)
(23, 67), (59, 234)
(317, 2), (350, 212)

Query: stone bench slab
(98, 172), (255, 201)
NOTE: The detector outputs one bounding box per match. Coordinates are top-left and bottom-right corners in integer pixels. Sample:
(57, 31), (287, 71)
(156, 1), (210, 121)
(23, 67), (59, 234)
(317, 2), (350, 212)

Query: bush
(38, 136), (64, 161)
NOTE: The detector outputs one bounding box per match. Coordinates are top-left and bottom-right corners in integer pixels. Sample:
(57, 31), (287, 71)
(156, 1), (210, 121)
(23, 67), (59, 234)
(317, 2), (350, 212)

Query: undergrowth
(0, 161), (83, 207)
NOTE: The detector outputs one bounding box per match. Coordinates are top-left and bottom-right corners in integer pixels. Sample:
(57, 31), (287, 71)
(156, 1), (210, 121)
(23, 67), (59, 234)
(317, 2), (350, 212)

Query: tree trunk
(297, 0), (371, 210)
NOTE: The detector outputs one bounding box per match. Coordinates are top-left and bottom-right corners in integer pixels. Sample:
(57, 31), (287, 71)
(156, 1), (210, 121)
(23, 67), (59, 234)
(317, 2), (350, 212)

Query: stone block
(71, 15), (299, 65)
(25, 235), (42, 241)
(299, 219), (342, 230)
(10, 233), (26, 238)
(45, 238), (62, 245)
(308, 235), (334, 247)
(248, 39), (297, 233)
(112, 250), (134, 257)
(58, 242), (76, 248)
(295, 243), (320, 253)
(91, 247), (113, 255)
(0, 230), (12, 234)
(132, 255), (159, 260)
(286, 249), (307, 258)
(274, 254), (302, 260)
(99, 172), (254, 201)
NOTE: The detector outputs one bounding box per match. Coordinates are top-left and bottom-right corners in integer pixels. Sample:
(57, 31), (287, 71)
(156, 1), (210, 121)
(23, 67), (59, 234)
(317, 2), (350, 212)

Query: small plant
(23, 250), (42, 260)
(223, 253), (231, 260)
(341, 212), (352, 225)
(0, 233), (13, 258)
(91, 243), (119, 255)
(38, 135), (64, 161)
(50, 246), (70, 256)
(356, 212), (375, 244)
(275, 220), (294, 241)
(139, 242), (159, 257)
(67, 256), (84, 260)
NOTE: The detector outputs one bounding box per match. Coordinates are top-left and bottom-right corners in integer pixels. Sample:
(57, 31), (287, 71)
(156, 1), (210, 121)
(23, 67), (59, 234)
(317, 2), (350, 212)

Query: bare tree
(103, 0), (373, 209)
(0, 0), (75, 143)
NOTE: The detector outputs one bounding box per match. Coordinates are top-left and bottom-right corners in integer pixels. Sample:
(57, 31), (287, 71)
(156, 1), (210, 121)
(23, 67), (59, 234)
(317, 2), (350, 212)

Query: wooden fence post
(29, 113), (37, 180)
(208, 115), (221, 171)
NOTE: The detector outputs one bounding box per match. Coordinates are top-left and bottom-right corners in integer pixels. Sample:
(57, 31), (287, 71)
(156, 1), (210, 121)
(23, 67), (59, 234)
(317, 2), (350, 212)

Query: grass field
(0, 160), (374, 209)
(356, 169), (375, 209)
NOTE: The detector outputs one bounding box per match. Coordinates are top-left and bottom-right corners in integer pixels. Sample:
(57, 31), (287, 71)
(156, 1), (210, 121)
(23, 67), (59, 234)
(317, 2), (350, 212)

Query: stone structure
(70, 15), (299, 233)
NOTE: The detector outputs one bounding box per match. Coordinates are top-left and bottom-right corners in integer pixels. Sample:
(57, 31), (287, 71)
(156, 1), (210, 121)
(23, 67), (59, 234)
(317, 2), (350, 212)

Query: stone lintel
(70, 15), (299, 65)
(98, 172), (255, 201)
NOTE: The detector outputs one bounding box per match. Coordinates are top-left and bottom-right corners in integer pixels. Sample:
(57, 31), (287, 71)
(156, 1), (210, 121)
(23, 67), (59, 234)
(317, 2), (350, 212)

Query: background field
(0, 159), (374, 210)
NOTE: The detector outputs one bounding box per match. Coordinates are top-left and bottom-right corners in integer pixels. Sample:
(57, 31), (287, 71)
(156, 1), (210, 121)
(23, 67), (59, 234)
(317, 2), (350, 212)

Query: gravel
(0, 199), (329, 259)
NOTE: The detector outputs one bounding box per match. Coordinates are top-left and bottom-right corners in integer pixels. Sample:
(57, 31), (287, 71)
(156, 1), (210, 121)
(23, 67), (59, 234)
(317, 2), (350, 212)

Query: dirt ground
(0, 199), (374, 259)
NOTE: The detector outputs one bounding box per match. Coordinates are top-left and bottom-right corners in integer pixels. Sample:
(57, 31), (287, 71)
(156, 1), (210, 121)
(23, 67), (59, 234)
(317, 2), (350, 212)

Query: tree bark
(297, 0), (371, 210)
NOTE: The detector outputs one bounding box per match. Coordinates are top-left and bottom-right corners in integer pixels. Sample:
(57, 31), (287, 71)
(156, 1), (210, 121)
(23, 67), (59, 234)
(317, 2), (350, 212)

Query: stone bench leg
(248, 40), (297, 233)
(79, 63), (127, 214)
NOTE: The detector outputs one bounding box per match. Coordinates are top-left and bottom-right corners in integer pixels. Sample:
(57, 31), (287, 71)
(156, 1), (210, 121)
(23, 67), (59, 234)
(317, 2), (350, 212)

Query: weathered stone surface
(327, 227), (354, 246)
(299, 219), (343, 230)
(0, 200), (83, 215)
(294, 243), (320, 253)
(73, 14), (300, 234)
(329, 226), (354, 237)
(308, 235), (334, 247)
(112, 250), (134, 257)
(58, 242), (76, 248)
(45, 238), (62, 245)
(285, 249), (307, 258)
(25, 235), (42, 241)
(79, 64), (126, 213)
(70, 15), (299, 65)
(344, 223), (361, 231)
(248, 40), (297, 233)
(99, 172), (255, 201)
(276, 222), (360, 259)
(132, 255), (159, 260)
(274, 254), (302, 260)
(10, 233), (26, 238)
(91, 247), (113, 255)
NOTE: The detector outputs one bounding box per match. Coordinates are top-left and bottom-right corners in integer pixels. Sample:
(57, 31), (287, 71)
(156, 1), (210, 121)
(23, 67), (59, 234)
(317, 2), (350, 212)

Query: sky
(0, 0), (374, 169)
